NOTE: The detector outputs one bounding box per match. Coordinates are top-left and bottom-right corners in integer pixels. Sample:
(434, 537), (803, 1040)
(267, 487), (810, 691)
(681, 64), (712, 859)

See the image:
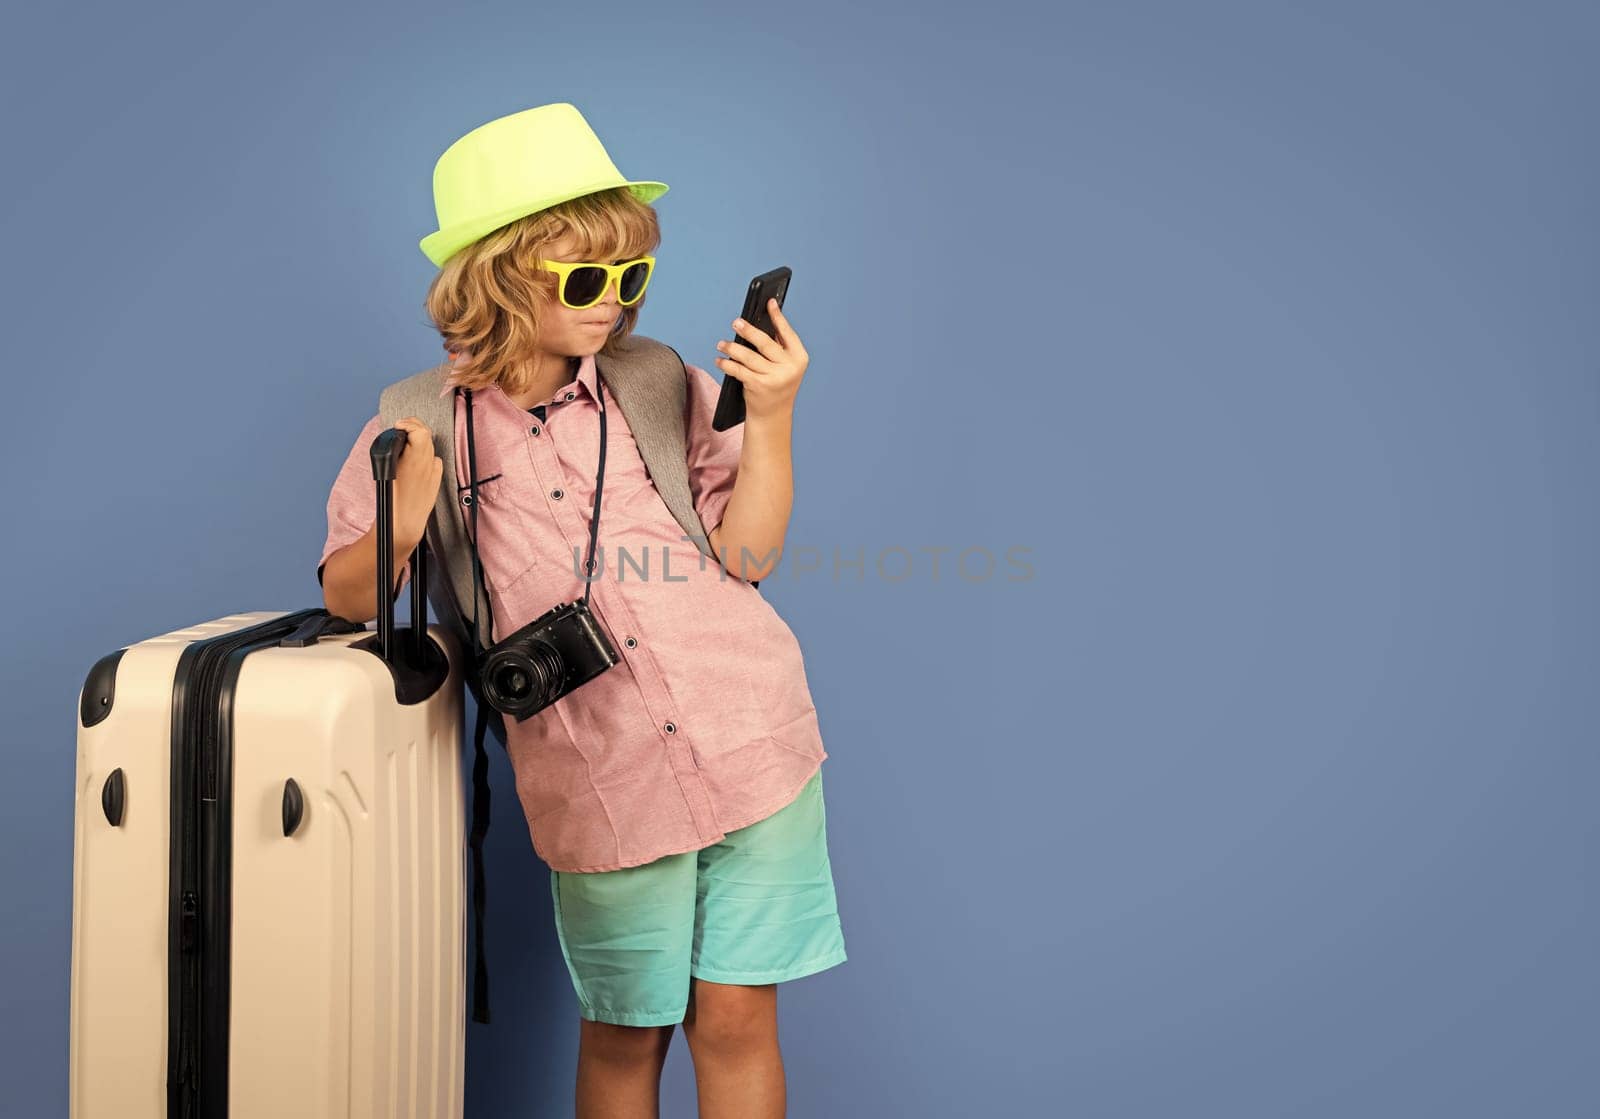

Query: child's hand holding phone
(712, 266), (809, 429)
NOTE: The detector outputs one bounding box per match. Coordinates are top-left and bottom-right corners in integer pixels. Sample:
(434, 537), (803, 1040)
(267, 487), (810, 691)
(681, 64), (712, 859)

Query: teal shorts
(549, 767), (847, 1027)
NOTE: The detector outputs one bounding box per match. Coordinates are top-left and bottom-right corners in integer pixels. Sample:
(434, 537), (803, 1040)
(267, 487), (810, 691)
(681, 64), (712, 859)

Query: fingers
(394, 417), (436, 456)
(388, 419), (442, 490)
(716, 338), (774, 377)
(728, 315), (783, 364)
(767, 299), (807, 360)
(764, 299), (790, 345)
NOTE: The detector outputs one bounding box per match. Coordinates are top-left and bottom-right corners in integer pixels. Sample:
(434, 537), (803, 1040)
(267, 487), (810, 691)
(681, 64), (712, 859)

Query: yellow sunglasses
(539, 255), (656, 310)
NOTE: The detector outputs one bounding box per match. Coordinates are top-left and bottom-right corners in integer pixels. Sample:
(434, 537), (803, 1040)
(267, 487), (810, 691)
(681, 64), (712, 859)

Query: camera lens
(482, 638), (566, 718)
(493, 665), (532, 701)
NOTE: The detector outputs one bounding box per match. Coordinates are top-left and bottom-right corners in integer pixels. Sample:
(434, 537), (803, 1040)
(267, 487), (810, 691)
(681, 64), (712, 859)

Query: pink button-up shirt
(317, 351), (827, 872)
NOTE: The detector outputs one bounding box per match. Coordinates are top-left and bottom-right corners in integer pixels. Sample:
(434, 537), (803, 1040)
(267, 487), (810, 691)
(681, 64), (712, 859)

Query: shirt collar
(436, 352), (598, 402)
(570, 352), (599, 404)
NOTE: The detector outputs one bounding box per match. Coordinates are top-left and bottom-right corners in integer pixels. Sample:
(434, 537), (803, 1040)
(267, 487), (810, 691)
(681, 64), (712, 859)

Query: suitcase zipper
(180, 891), (198, 952)
(168, 611), (325, 1119)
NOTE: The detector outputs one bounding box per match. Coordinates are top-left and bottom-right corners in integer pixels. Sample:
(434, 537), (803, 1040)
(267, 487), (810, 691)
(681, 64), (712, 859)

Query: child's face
(536, 233), (628, 357)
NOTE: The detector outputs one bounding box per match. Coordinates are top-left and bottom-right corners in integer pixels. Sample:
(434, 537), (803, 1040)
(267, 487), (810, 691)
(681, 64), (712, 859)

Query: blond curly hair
(422, 186), (661, 397)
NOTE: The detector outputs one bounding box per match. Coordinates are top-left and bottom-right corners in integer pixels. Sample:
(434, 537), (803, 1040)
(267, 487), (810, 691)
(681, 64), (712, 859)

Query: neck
(506, 353), (581, 409)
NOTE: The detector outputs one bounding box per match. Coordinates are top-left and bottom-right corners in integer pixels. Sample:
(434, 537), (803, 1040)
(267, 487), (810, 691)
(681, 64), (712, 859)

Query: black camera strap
(460, 384), (495, 1024)
(582, 365), (608, 606)
(459, 355), (606, 1025)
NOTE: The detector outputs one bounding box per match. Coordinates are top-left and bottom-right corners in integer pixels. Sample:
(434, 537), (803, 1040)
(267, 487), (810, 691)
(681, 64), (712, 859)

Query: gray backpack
(377, 331), (725, 1023)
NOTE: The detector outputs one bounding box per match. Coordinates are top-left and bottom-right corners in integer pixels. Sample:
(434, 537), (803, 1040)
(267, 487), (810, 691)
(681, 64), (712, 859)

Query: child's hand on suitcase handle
(392, 417), (444, 552)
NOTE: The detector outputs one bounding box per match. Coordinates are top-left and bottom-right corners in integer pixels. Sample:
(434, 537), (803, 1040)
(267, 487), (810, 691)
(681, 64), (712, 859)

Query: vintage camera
(476, 599), (620, 721)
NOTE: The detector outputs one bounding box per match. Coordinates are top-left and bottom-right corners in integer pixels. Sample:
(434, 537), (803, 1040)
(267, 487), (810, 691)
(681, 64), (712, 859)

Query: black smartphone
(712, 265), (792, 431)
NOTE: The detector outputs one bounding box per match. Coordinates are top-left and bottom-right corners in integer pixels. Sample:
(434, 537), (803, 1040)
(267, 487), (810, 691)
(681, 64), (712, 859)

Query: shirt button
(461, 492), (474, 506)
(663, 722), (676, 734)
(552, 488), (564, 500)
(624, 636), (637, 649)
(565, 391), (576, 401)
(530, 424), (540, 436)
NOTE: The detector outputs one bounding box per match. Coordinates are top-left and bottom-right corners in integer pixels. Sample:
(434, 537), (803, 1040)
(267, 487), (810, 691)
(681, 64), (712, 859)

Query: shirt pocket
(458, 472), (539, 588)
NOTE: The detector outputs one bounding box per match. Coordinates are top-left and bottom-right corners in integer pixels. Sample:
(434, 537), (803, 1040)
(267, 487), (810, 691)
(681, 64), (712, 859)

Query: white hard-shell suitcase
(69, 426), (468, 1118)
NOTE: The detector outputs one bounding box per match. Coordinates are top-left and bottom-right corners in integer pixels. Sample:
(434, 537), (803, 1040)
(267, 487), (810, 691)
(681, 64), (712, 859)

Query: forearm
(713, 410), (794, 582)
(322, 523), (417, 623)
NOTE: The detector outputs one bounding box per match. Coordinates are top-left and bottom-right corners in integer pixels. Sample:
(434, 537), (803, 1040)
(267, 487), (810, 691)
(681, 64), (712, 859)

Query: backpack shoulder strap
(377, 364), (499, 712)
(595, 334), (719, 562)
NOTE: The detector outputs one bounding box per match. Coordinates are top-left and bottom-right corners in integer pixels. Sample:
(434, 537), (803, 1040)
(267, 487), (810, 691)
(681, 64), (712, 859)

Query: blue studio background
(3, 1), (1595, 1115)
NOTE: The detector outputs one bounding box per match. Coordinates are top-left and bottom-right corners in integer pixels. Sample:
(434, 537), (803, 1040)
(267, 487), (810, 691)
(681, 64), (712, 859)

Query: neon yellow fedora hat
(419, 102), (669, 268)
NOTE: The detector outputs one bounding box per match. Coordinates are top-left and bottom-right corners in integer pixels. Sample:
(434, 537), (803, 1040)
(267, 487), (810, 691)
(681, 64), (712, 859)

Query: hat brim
(419, 181), (670, 267)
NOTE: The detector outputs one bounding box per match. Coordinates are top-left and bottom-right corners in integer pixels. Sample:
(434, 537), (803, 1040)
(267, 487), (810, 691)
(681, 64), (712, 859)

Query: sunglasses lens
(563, 266), (608, 307)
(619, 261), (650, 303)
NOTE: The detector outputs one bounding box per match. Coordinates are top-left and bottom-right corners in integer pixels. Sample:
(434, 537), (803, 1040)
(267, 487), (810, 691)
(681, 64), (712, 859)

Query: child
(315, 103), (846, 1118)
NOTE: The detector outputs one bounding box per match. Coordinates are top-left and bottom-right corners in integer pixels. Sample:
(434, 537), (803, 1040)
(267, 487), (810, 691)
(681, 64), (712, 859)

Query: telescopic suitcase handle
(370, 427), (430, 666)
